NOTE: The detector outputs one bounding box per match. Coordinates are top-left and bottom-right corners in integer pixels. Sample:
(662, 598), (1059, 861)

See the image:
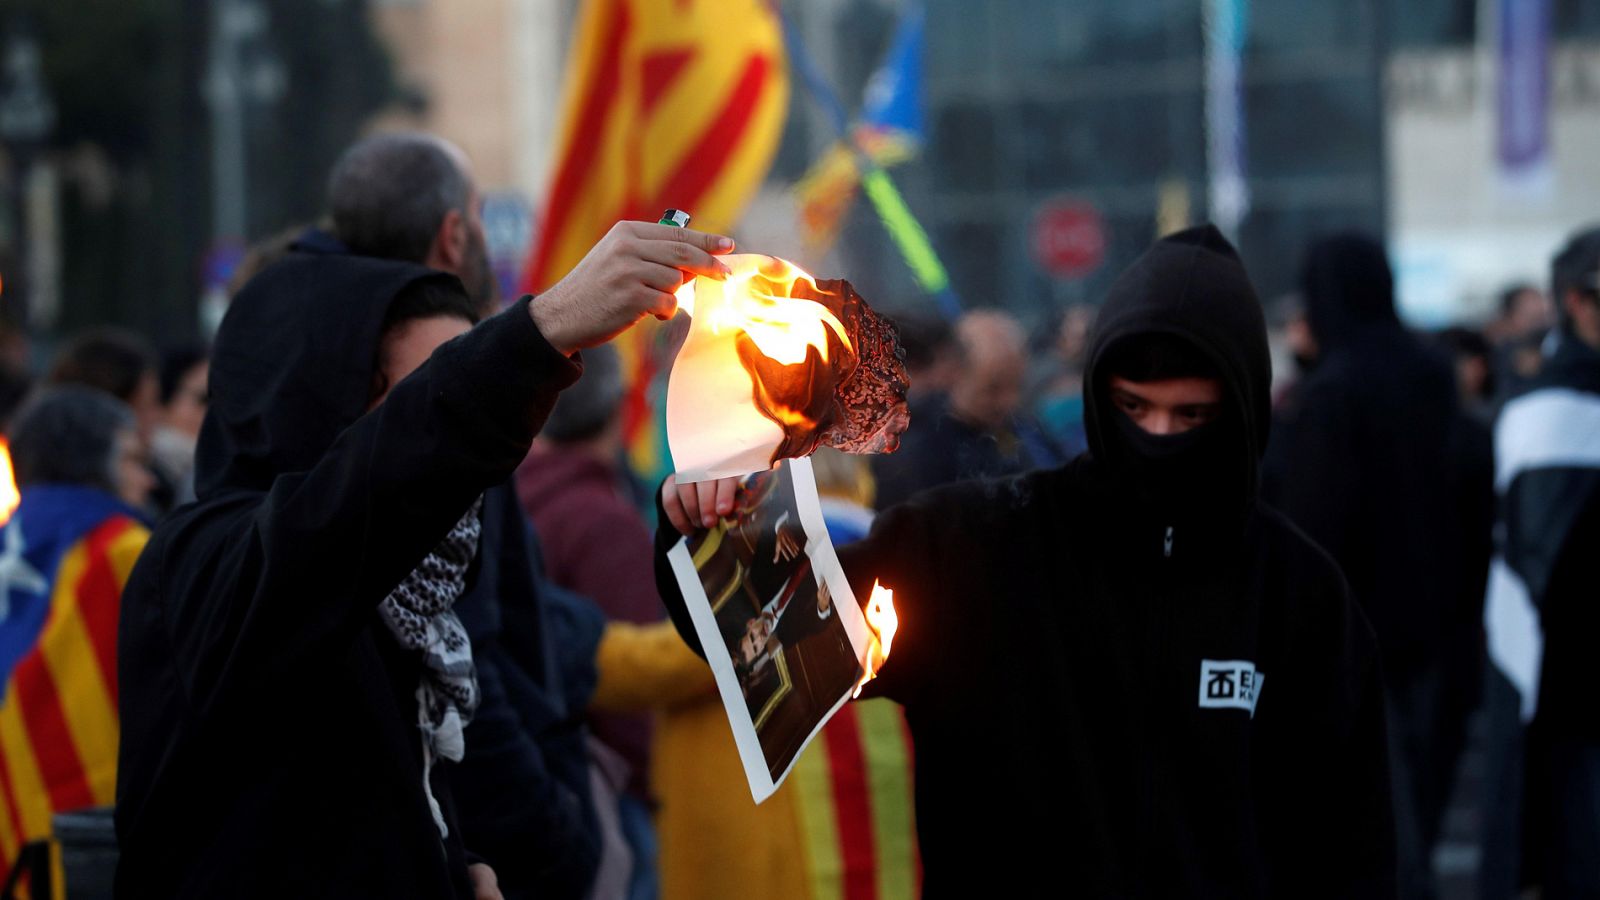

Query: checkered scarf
(378, 497), (482, 838)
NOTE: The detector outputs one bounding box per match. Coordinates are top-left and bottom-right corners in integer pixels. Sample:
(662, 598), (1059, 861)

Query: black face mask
(1108, 408), (1237, 515)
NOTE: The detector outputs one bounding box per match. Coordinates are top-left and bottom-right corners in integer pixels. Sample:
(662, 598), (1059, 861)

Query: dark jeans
(1388, 663), (1474, 900)
(1477, 667), (1525, 900)
(1526, 731), (1600, 899)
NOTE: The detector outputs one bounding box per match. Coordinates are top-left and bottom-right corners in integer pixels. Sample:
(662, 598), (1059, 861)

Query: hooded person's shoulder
(876, 459), (1087, 537)
(125, 491), (265, 607)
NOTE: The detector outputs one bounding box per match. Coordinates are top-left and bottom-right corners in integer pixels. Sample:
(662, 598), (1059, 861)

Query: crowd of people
(0, 127), (1594, 899)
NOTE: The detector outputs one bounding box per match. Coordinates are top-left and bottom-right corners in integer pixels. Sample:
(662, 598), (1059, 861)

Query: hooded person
(655, 225), (1397, 896)
(1261, 234), (1491, 898)
(112, 216), (738, 898)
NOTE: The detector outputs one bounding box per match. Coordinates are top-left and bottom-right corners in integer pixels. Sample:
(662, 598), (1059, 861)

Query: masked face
(1103, 375), (1236, 513)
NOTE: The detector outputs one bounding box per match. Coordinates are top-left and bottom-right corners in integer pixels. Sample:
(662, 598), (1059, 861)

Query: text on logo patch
(1199, 659), (1264, 717)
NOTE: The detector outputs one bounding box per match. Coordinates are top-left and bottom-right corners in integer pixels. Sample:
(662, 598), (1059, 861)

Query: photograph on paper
(666, 456), (870, 802)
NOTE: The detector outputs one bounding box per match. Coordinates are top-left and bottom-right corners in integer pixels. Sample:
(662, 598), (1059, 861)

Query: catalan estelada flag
(521, 0), (789, 484)
(0, 486), (148, 888)
(793, 4), (924, 255)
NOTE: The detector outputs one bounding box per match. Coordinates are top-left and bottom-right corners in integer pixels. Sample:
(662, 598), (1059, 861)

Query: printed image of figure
(676, 460), (864, 782)
(729, 577), (835, 696)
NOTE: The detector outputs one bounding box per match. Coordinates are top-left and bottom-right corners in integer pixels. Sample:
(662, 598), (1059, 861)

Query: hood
(194, 245), (462, 499)
(1532, 331), (1600, 397)
(1083, 224), (1271, 508)
(1300, 232), (1399, 351)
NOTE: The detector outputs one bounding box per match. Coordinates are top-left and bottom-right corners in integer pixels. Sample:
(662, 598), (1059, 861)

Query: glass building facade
(816, 0), (1595, 327)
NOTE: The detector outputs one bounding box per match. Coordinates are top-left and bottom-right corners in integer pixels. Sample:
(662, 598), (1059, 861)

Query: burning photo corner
(666, 254), (910, 484)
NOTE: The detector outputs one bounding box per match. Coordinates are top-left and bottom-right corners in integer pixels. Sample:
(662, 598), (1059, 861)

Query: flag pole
(777, 5), (962, 321)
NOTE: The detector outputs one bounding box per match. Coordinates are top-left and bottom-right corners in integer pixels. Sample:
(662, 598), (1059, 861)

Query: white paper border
(666, 456), (870, 802)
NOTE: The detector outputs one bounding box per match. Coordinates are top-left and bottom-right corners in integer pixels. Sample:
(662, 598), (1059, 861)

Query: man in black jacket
(113, 169), (735, 897)
(659, 225), (1397, 896)
(1263, 234), (1492, 898)
(1482, 225), (1600, 898)
(316, 131), (604, 898)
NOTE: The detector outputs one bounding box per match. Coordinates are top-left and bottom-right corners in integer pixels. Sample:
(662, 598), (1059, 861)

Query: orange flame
(676, 256), (852, 365)
(0, 440), (19, 526)
(852, 581), (898, 698)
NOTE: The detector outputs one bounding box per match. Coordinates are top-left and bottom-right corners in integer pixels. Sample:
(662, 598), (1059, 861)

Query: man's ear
(429, 208), (467, 271)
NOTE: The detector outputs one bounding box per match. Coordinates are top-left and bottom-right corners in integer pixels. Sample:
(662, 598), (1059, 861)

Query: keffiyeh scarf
(378, 497), (483, 838)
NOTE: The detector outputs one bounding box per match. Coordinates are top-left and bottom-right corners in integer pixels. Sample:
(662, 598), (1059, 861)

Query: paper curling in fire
(666, 254), (910, 483)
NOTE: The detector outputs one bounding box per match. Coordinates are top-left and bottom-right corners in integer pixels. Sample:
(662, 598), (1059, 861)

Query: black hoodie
(114, 248), (580, 898)
(656, 226), (1397, 896)
(1264, 234), (1492, 687)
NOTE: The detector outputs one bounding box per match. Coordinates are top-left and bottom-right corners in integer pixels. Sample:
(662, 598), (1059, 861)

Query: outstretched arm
(158, 224), (736, 717)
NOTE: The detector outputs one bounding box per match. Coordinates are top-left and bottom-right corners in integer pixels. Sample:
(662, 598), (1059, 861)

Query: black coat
(1264, 235), (1494, 687)
(114, 249), (579, 898)
(451, 484), (604, 898)
(1492, 335), (1600, 736)
(657, 226), (1397, 896)
(870, 393), (1040, 511)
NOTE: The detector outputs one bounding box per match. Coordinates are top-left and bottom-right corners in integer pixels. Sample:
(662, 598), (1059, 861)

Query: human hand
(530, 221), (735, 355)
(468, 863), (503, 900)
(772, 528), (800, 564)
(662, 473), (742, 534)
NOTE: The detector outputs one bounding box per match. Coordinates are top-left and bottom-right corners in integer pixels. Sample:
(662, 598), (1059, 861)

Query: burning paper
(0, 440), (19, 527)
(667, 255), (909, 483)
(667, 457), (893, 802)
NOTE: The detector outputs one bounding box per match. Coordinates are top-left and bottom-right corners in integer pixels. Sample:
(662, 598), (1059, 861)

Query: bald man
(871, 309), (1060, 508)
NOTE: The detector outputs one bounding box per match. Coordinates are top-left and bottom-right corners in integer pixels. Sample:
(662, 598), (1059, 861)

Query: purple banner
(1497, 0), (1551, 178)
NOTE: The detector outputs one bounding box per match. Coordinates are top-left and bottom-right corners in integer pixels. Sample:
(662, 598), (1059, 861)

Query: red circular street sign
(1031, 200), (1105, 280)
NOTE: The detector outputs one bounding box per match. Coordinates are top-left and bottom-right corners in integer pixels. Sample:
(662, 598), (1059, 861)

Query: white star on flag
(0, 517), (48, 622)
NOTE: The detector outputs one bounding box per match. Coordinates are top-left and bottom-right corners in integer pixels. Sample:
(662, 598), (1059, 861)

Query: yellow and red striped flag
(521, 0), (789, 481)
(0, 493), (147, 890)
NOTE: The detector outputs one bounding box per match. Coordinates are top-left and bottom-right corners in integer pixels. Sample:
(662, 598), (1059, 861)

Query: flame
(852, 581), (898, 698)
(677, 256), (852, 365)
(0, 440), (19, 526)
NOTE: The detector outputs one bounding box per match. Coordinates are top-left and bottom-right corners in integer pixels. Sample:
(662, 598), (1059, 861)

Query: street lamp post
(0, 27), (57, 329)
(201, 0), (283, 334)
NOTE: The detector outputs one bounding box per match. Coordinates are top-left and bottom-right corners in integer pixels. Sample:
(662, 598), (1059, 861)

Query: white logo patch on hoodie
(1199, 659), (1263, 717)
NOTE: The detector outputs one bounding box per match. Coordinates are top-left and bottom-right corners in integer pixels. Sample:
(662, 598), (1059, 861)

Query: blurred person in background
(1264, 234), (1492, 900)
(890, 310), (962, 401)
(150, 346), (209, 508)
(113, 126), (735, 897)
(1490, 283), (1555, 401)
(46, 329), (165, 513)
(515, 342), (661, 900)
(321, 133), (496, 316)
(872, 309), (1058, 509)
(1435, 327), (1496, 426)
(1265, 292), (1318, 410)
(46, 329), (162, 444)
(0, 388), (151, 885)
(1031, 303), (1097, 460)
(1481, 225), (1600, 900)
(811, 446), (877, 545)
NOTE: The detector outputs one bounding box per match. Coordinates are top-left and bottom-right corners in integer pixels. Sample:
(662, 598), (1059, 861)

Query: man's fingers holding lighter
(626, 221), (736, 254)
(638, 240), (732, 282)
